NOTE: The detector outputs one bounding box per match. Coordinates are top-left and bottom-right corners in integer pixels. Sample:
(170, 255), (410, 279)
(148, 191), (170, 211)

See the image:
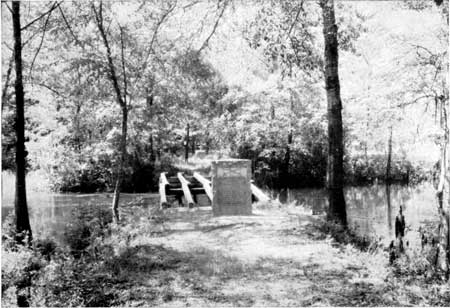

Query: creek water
(280, 182), (439, 247)
(1, 182), (439, 247)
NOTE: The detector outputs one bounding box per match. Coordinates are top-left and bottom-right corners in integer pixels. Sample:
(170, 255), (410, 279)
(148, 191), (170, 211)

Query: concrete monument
(211, 159), (252, 216)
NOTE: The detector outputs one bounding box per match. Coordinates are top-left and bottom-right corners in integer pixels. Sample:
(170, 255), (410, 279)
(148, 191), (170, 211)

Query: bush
(63, 204), (112, 257)
(1, 202), (117, 307)
(45, 143), (177, 193)
(252, 145), (327, 189)
(344, 154), (430, 186)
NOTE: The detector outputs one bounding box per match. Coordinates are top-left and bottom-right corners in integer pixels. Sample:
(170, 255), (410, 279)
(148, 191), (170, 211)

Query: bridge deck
(159, 172), (270, 208)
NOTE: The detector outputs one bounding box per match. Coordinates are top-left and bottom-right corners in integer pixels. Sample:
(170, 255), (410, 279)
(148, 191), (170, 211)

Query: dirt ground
(109, 202), (449, 307)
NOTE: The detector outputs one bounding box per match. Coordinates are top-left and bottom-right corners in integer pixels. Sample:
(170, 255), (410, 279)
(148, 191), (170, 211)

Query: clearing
(106, 202), (449, 306)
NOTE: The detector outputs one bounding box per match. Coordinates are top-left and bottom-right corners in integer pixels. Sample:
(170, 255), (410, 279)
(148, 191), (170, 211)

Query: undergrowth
(2, 203), (450, 307)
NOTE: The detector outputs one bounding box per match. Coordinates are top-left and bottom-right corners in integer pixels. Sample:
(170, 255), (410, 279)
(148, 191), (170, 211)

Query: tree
(431, 0), (449, 277)
(320, 0), (347, 225)
(91, 1), (129, 223)
(12, 1), (33, 243)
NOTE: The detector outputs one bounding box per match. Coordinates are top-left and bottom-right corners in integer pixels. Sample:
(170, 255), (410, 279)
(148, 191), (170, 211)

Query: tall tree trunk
(386, 126), (393, 183)
(185, 123), (190, 162)
(436, 133), (449, 274)
(93, 2), (128, 223)
(320, 0), (347, 225)
(111, 106), (127, 223)
(12, 1), (32, 243)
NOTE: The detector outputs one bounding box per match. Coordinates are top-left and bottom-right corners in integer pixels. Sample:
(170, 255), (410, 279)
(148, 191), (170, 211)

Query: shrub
(63, 204), (112, 257)
(344, 154), (430, 186)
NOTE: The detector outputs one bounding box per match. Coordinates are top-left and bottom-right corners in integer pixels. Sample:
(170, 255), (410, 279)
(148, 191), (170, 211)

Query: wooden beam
(159, 172), (169, 209)
(251, 182), (270, 203)
(193, 172), (213, 201)
(177, 172), (195, 208)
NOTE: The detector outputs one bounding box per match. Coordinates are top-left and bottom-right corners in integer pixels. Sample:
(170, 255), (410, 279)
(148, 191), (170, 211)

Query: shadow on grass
(99, 242), (404, 307)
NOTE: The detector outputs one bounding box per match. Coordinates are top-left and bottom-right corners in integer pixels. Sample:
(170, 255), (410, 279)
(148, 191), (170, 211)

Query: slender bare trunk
(185, 123), (190, 162)
(386, 126), (393, 183)
(386, 183), (392, 237)
(12, 1), (32, 244)
(93, 2), (128, 223)
(320, 0), (347, 225)
(111, 106), (127, 223)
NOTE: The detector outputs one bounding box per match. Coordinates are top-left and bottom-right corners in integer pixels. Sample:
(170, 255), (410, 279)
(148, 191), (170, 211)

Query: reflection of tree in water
(344, 183), (439, 245)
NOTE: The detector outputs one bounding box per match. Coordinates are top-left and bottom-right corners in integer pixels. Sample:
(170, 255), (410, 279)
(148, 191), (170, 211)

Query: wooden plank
(159, 173), (169, 208)
(177, 172), (195, 208)
(250, 181), (270, 203)
(193, 172), (213, 201)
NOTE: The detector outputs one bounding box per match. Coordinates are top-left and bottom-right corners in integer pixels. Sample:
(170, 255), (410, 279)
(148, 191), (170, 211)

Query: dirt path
(111, 203), (440, 306)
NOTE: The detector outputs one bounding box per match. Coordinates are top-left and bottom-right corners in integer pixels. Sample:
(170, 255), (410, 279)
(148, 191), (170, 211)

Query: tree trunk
(279, 130), (292, 203)
(12, 1), (32, 244)
(191, 135), (196, 155)
(93, 2), (128, 223)
(185, 123), (190, 162)
(436, 134), (449, 274)
(149, 132), (155, 163)
(320, 0), (347, 226)
(111, 106), (127, 223)
(386, 183), (393, 237)
(386, 126), (393, 183)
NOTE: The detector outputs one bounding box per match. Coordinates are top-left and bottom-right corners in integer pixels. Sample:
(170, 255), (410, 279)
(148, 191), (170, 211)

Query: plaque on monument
(211, 159), (252, 216)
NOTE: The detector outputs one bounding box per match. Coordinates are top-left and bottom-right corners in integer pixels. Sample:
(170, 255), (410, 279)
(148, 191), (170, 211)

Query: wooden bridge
(159, 172), (270, 208)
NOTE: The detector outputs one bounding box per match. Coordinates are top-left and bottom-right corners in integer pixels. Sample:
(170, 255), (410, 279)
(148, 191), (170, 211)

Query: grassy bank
(2, 200), (449, 307)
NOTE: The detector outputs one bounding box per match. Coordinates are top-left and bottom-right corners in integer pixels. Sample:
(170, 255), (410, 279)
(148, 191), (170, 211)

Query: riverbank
(112, 203), (448, 306)
(3, 201), (449, 306)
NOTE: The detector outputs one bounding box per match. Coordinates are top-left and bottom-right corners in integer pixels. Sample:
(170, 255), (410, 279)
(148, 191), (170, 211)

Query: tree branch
(2, 1), (13, 14)
(197, 0), (228, 53)
(1, 56), (14, 110)
(92, 1), (125, 109)
(20, 1), (61, 32)
(119, 26), (128, 105)
(28, 81), (68, 99)
(135, 2), (177, 84)
(397, 95), (435, 108)
(286, 0), (304, 37)
(58, 5), (83, 47)
(22, 25), (43, 47)
(28, 8), (52, 79)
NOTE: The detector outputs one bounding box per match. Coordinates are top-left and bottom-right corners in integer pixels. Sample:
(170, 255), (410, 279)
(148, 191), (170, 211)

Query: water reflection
(1, 183), (439, 247)
(288, 183), (439, 245)
(1, 193), (159, 241)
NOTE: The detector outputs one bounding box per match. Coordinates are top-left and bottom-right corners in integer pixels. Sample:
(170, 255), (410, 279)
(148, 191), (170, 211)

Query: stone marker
(211, 159), (252, 216)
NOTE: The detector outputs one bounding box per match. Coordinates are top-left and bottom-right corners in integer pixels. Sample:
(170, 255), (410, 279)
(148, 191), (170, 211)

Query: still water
(285, 182), (439, 246)
(1, 193), (160, 241)
(1, 183), (439, 246)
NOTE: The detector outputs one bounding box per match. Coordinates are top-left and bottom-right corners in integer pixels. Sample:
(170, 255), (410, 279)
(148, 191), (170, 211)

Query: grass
(100, 203), (450, 306)
(3, 198), (449, 306)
